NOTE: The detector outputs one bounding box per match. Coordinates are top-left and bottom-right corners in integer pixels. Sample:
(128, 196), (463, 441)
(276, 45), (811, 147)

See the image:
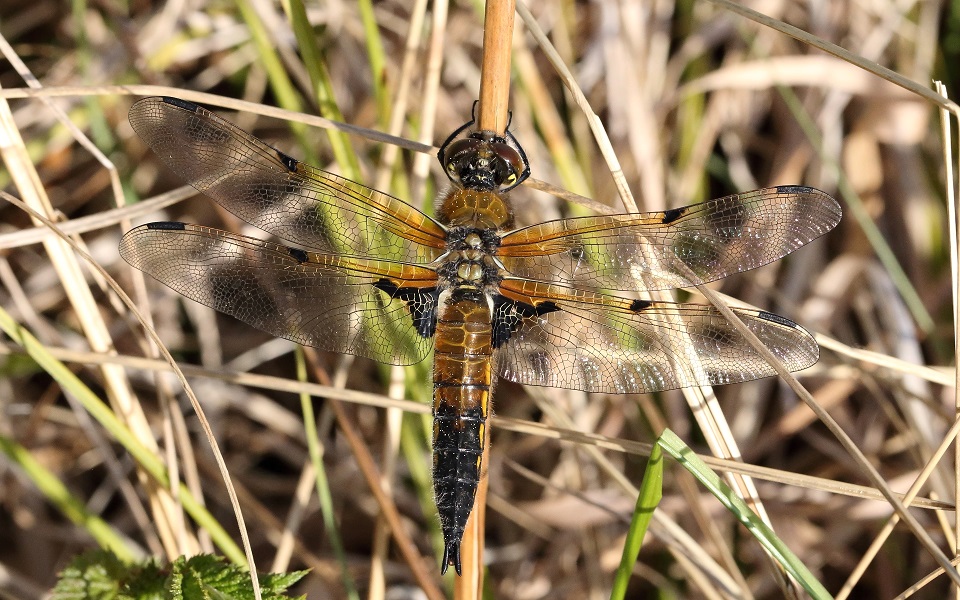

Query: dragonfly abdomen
(432, 287), (493, 576)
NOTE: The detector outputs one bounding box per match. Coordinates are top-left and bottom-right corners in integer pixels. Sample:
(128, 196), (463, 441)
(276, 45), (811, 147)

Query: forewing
(494, 279), (818, 393)
(128, 97), (446, 262)
(120, 222), (438, 365)
(498, 186), (840, 291)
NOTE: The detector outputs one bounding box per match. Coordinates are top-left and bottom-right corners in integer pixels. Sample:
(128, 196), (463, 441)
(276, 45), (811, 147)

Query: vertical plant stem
(454, 1), (518, 594)
(477, 0), (517, 134)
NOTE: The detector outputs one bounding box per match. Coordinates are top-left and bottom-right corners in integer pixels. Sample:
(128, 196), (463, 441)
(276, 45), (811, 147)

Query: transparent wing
(128, 97), (447, 262)
(120, 222), (439, 365)
(494, 279), (819, 394)
(498, 186), (840, 291)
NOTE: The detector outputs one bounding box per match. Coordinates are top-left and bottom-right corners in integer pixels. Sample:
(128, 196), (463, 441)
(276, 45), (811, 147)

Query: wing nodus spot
(661, 207), (685, 224)
(288, 247), (308, 263)
(629, 299), (653, 312)
(277, 150), (298, 172)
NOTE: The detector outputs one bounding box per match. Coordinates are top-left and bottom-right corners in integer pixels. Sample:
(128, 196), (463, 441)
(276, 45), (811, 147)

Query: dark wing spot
(757, 310), (799, 328)
(774, 185), (811, 196)
(287, 247), (308, 263)
(671, 231), (722, 278)
(373, 279), (440, 338)
(208, 267), (278, 321)
(661, 207), (686, 224)
(629, 299), (652, 312)
(492, 295), (560, 348)
(146, 221), (186, 231)
(532, 301), (560, 316)
(161, 97), (199, 112)
(276, 150), (298, 172)
(492, 298), (523, 348)
(706, 196), (748, 241)
(372, 279), (400, 295)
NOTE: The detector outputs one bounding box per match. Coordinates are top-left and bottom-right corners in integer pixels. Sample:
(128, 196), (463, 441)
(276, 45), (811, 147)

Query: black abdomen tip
(441, 542), (462, 576)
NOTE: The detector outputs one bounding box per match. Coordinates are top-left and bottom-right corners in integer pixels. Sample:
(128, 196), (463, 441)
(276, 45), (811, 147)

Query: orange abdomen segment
(432, 288), (492, 575)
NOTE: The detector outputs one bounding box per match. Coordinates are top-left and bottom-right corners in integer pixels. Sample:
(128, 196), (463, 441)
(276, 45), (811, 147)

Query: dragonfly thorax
(441, 226), (503, 286)
(437, 251), (500, 288)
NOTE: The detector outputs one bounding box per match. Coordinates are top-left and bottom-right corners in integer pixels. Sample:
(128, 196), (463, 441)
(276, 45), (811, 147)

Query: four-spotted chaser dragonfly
(120, 96), (841, 575)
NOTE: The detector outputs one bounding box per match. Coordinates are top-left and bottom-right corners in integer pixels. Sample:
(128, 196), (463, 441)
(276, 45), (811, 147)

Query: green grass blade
(656, 429), (833, 600)
(356, 0), (390, 127)
(234, 0), (321, 166)
(280, 0), (361, 179)
(611, 442), (663, 600)
(235, 0), (301, 114)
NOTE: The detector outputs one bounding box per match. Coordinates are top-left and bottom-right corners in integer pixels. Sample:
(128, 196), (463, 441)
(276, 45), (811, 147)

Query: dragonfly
(120, 96), (841, 576)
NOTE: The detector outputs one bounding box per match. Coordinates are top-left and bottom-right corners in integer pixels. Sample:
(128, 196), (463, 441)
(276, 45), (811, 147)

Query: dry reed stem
(455, 1), (519, 594)
(2, 339), (954, 497)
(476, 0), (516, 134)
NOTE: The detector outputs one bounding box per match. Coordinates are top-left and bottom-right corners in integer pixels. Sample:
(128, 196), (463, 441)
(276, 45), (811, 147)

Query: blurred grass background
(0, 0), (958, 598)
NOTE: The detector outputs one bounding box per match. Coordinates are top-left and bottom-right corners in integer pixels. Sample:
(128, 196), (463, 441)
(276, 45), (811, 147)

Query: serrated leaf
(54, 552), (305, 600)
(118, 561), (165, 600)
(167, 554), (307, 600)
(51, 551), (128, 600)
(259, 570), (308, 594)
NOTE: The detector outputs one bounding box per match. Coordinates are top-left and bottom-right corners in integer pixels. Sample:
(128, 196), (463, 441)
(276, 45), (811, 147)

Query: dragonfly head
(439, 130), (530, 193)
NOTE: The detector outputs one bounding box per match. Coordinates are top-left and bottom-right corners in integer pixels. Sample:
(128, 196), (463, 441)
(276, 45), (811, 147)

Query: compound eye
(442, 138), (483, 174)
(491, 142), (526, 188)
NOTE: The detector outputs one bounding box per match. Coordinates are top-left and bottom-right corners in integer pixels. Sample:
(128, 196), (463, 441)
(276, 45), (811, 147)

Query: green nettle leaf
(169, 555), (307, 600)
(119, 562), (165, 600)
(53, 551), (307, 600)
(52, 550), (129, 600)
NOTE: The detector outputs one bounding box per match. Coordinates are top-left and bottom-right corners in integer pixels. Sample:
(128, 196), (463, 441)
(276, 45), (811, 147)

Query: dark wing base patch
(373, 279), (440, 339)
(491, 295), (559, 348)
